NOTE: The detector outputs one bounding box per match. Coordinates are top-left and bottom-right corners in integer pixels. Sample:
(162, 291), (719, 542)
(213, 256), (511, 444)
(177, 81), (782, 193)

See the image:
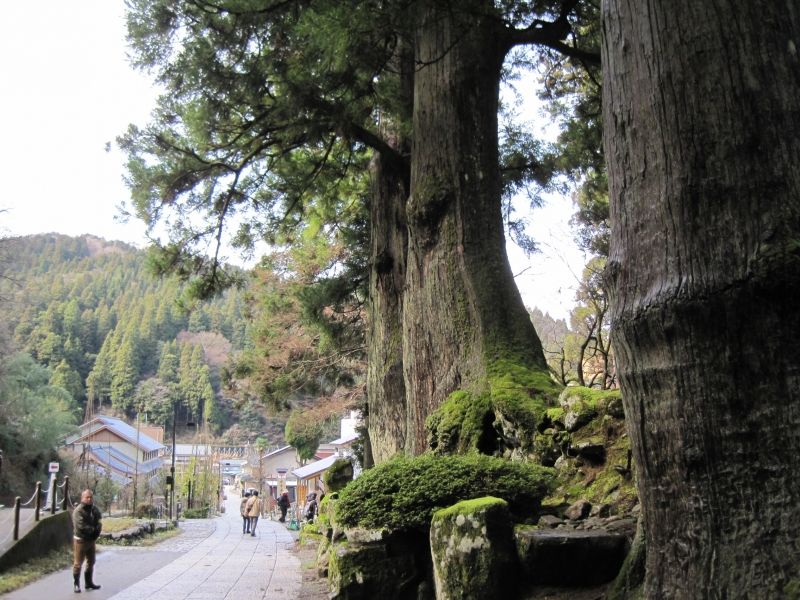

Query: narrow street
(2, 488), (303, 600)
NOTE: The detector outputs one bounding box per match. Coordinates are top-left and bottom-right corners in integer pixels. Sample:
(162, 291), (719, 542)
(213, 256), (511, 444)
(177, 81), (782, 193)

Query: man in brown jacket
(245, 490), (261, 536)
(72, 489), (102, 593)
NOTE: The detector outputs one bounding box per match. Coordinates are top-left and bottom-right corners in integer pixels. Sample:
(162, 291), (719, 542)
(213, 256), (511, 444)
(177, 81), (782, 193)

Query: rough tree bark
(404, 0), (547, 453)
(367, 147), (410, 464)
(366, 39), (413, 464)
(603, 1), (800, 597)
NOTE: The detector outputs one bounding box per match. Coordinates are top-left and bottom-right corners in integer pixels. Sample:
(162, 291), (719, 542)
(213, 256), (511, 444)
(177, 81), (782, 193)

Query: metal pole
(170, 401), (177, 524)
(34, 481), (42, 522)
(51, 478), (57, 514)
(133, 410), (141, 513)
(62, 476), (70, 511)
(13, 497), (20, 540)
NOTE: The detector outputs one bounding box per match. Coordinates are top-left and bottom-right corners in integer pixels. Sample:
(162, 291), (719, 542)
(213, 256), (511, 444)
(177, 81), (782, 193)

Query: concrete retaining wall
(0, 510), (72, 573)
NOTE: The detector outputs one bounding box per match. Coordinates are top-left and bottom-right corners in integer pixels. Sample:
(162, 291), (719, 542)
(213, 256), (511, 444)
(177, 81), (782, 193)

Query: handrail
(8, 477), (73, 544)
(34, 481), (41, 522)
(13, 497), (20, 541)
(61, 476), (70, 511)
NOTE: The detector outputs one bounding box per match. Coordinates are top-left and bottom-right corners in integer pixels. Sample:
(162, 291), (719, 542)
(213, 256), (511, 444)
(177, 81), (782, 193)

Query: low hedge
(182, 507), (210, 519)
(335, 454), (555, 532)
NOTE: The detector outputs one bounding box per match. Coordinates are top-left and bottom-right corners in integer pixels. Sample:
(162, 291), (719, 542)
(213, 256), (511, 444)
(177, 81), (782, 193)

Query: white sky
(0, 1), (585, 321)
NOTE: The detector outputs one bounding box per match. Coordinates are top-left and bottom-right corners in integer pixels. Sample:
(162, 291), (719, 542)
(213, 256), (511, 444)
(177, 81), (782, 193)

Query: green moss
(335, 454), (555, 532)
(300, 522), (324, 543)
(323, 457), (354, 492)
(785, 579), (800, 600)
(427, 359), (563, 457)
(561, 387), (621, 412)
(434, 496), (507, 519)
(545, 407), (565, 422)
(426, 390), (493, 454)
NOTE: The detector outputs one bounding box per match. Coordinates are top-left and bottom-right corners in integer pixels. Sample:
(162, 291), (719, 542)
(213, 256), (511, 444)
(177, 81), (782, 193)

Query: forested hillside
(0, 233), (251, 438)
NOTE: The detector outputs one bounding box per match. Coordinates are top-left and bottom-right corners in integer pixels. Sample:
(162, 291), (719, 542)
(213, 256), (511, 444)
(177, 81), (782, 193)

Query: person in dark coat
(72, 489), (102, 593)
(303, 491), (318, 523)
(240, 491), (251, 534)
(277, 491), (290, 523)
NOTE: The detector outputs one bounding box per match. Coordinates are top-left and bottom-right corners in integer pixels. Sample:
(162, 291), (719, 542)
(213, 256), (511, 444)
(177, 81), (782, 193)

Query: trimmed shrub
(134, 503), (159, 518)
(183, 507), (209, 519)
(335, 454), (555, 532)
(323, 458), (355, 492)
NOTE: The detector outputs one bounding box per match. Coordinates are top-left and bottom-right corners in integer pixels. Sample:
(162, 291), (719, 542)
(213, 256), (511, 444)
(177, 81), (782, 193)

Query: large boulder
(515, 527), (629, 586)
(430, 497), (518, 600)
(327, 528), (430, 600)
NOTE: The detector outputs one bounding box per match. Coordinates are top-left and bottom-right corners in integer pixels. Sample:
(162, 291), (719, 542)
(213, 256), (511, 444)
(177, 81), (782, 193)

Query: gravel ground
(290, 538), (329, 600)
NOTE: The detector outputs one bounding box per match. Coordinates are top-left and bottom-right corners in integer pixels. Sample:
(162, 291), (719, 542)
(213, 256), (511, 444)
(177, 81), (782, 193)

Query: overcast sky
(0, 1), (585, 321)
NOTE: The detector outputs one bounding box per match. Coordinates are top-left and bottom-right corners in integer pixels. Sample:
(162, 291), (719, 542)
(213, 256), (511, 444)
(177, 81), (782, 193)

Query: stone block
(430, 497), (518, 600)
(515, 527), (628, 586)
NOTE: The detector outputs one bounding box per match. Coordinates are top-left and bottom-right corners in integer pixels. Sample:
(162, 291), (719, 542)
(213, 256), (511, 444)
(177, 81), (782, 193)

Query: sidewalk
(2, 488), (302, 600)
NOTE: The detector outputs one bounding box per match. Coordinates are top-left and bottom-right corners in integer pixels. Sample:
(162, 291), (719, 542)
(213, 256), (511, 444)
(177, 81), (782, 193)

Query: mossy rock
(426, 360), (562, 459)
(327, 531), (429, 600)
(430, 497), (518, 600)
(560, 387), (622, 433)
(335, 454), (555, 533)
(317, 492), (336, 538)
(324, 458), (355, 492)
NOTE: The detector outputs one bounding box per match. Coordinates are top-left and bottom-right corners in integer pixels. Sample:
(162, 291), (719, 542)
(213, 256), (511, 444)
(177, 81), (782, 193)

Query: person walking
(246, 490), (261, 536)
(277, 491), (290, 523)
(303, 491), (318, 524)
(240, 491), (251, 534)
(71, 489), (102, 593)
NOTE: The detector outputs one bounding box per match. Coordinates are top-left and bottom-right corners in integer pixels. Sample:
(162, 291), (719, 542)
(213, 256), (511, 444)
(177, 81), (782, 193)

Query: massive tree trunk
(367, 149), (410, 464)
(367, 42), (413, 464)
(404, 0), (547, 453)
(603, 2), (800, 597)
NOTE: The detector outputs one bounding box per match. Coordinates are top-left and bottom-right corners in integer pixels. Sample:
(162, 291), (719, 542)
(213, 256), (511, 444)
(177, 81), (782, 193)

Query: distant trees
(0, 234), (246, 433)
(0, 352), (79, 496)
(285, 412), (323, 463)
(529, 258), (615, 391)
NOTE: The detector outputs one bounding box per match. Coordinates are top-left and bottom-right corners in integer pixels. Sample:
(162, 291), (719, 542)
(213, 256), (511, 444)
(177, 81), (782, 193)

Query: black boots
(73, 573), (81, 593)
(84, 572), (101, 591)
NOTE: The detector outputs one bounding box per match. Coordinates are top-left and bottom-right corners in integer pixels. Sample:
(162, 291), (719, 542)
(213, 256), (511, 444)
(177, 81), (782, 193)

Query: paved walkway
(2, 488), (302, 600)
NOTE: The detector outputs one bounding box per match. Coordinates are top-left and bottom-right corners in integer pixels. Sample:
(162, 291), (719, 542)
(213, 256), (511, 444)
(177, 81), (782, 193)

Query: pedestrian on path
(278, 491), (290, 523)
(240, 491), (251, 534)
(246, 490), (261, 536)
(71, 489), (102, 593)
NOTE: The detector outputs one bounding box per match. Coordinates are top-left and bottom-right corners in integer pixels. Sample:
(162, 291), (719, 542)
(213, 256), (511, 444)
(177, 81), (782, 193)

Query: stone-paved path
(108, 489), (300, 600)
(2, 488), (301, 600)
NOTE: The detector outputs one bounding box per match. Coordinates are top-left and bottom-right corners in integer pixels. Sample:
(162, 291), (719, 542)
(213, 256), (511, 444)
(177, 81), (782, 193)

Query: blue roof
(84, 463), (130, 486)
(88, 444), (162, 476)
(78, 416), (164, 452)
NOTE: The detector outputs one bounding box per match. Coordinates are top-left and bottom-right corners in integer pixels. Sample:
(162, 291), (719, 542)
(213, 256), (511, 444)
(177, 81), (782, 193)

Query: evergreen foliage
(0, 352), (79, 497)
(0, 234), (246, 432)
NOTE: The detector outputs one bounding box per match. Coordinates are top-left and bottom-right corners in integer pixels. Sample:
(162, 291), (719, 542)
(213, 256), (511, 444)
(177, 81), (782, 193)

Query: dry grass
(0, 546), (72, 594)
(100, 516), (138, 533)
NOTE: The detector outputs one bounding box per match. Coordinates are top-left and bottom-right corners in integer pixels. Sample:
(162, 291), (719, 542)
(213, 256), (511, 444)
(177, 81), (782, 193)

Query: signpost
(46, 463), (59, 513)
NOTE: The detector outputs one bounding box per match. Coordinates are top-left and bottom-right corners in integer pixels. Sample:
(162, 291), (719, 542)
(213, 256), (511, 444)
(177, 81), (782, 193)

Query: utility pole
(133, 409), (141, 513)
(169, 401), (177, 524)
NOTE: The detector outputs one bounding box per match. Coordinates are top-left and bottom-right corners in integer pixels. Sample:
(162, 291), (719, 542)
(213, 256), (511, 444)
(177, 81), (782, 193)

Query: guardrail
(5, 476), (73, 545)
